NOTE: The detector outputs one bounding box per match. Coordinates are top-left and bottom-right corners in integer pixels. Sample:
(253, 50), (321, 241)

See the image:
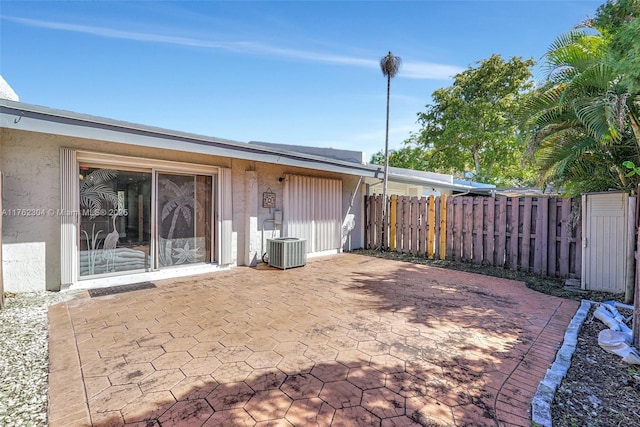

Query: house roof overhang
(0, 99), (492, 192)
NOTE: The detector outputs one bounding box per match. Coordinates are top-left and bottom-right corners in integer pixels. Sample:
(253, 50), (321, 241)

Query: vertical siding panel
(219, 168), (234, 265)
(284, 175), (341, 253)
(60, 148), (79, 286)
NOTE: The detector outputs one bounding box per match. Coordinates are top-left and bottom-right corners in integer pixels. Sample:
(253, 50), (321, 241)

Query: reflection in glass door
(79, 166), (152, 277)
(157, 173), (212, 267)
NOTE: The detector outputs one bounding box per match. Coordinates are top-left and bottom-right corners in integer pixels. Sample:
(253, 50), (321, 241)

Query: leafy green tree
(522, 0), (640, 195)
(405, 54), (537, 186)
(369, 146), (429, 171)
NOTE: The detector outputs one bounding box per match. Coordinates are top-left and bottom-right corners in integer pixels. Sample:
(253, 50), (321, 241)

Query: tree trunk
(381, 74), (391, 249)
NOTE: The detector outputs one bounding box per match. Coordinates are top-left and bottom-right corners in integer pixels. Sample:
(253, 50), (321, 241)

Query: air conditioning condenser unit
(267, 238), (307, 270)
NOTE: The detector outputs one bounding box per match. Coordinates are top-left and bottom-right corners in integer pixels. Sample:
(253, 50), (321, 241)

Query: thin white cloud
(402, 61), (463, 80)
(5, 16), (461, 80)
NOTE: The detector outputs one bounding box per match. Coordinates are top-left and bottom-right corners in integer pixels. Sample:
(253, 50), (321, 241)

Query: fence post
(626, 197), (636, 304)
(635, 214), (640, 346)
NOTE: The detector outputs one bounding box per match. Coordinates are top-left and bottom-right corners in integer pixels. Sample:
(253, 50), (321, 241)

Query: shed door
(581, 192), (629, 292)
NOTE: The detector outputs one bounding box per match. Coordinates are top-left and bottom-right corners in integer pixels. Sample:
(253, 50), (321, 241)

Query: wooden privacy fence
(365, 194), (582, 279)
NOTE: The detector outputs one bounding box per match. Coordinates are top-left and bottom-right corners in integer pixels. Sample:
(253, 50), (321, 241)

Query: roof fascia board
(0, 100), (375, 177)
(0, 100), (483, 192)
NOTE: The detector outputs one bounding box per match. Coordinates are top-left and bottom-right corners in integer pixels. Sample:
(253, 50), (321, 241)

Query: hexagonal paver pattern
(158, 399), (214, 425)
(206, 381), (255, 411)
(362, 387), (405, 419)
(244, 389), (293, 422)
(319, 380), (363, 409)
(286, 398), (335, 426)
(278, 373), (322, 400)
(245, 368), (287, 392)
(49, 254), (580, 426)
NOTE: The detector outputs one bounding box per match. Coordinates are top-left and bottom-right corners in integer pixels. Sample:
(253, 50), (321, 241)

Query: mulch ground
(552, 306), (640, 427)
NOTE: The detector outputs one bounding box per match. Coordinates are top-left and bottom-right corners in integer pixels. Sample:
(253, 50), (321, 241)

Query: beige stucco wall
(0, 128), (366, 292)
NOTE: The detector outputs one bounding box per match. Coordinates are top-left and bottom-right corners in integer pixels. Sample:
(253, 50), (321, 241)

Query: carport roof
(0, 99), (491, 192)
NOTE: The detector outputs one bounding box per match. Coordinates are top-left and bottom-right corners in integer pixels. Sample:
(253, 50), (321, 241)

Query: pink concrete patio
(48, 253), (579, 426)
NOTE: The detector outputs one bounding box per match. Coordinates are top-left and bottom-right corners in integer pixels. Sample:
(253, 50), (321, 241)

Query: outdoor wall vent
(267, 238), (307, 270)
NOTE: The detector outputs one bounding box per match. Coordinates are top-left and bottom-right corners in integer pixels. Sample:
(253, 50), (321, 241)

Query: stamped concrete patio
(48, 253), (579, 426)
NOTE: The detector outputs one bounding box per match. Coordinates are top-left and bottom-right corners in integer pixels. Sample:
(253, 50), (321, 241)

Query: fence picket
(472, 197), (483, 264)
(428, 195), (436, 259)
(411, 196), (419, 254)
(463, 198), (474, 262)
(485, 198), (495, 265)
(439, 195), (447, 260)
(417, 197), (426, 256)
(548, 198), (558, 276)
(496, 196), (508, 267)
(522, 197), (533, 272)
(509, 198), (520, 269)
(559, 198), (572, 277)
(446, 196), (454, 259)
(454, 198), (464, 261)
(402, 197), (410, 253)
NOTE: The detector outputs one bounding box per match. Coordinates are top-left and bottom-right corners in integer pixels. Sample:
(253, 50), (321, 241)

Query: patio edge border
(531, 299), (592, 427)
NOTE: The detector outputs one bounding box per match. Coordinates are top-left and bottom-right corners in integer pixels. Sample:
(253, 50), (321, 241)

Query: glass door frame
(73, 151), (219, 282)
(153, 169), (216, 269)
(77, 163), (153, 279)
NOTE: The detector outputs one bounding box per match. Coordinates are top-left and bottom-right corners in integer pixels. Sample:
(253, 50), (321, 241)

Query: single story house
(0, 98), (492, 293)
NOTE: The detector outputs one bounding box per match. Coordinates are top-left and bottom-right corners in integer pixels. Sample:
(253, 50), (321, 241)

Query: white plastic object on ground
(597, 329), (640, 364)
(593, 301), (640, 364)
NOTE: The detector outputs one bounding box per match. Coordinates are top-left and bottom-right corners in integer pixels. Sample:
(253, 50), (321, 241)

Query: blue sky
(1, 1), (602, 159)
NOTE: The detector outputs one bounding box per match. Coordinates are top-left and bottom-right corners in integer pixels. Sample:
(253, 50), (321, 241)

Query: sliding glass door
(78, 164), (214, 279)
(79, 166), (152, 277)
(157, 173), (213, 268)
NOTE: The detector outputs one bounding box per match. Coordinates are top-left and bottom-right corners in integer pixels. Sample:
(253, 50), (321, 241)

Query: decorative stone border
(531, 300), (592, 427)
